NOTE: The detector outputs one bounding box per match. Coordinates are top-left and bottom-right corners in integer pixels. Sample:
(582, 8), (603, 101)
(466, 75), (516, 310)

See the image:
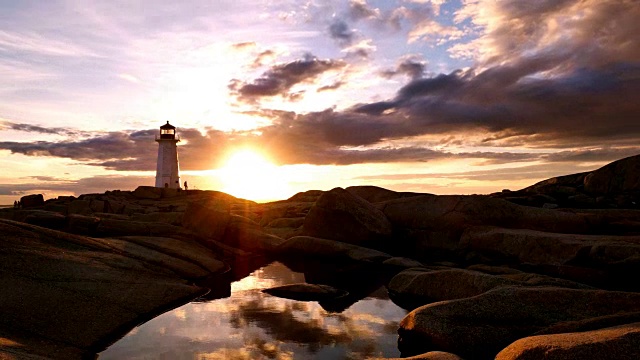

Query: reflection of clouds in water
(232, 262), (306, 293)
(100, 262), (404, 359)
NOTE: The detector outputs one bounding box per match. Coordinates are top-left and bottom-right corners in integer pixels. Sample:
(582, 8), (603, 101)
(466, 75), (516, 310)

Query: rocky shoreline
(1, 154), (639, 359)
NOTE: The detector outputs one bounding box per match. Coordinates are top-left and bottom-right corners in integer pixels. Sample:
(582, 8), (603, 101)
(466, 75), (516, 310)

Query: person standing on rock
(184, 181), (188, 191)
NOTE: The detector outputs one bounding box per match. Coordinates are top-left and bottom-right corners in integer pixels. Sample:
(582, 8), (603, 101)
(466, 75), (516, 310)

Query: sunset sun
(218, 150), (291, 202)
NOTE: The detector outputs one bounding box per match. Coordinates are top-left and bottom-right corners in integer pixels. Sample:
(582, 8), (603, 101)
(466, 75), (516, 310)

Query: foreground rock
(262, 283), (348, 301)
(398, 286), (640, 359)
(496, 322), (640, 360)
(0, 219), (214, 359)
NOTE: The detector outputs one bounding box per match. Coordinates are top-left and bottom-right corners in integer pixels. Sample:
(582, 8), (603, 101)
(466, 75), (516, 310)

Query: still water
(99, 261), (407, 360)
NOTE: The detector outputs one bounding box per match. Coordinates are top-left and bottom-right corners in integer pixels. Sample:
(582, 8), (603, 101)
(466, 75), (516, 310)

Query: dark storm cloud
(232, 54), (345, 100)
(328, 19), (355, 46)
(314, 60), (640, 147)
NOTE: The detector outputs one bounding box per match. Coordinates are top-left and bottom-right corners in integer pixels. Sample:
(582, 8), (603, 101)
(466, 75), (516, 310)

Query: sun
(218, 150), (291, 202)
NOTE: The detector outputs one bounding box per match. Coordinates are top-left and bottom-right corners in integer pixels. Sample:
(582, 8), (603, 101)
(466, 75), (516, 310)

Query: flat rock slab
(115, 236), (227, 274)
(262, 283), (349, 301)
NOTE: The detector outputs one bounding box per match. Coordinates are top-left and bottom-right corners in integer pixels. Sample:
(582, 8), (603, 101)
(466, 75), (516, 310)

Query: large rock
(132, 186), (162, 199)
(461, 226), (640, 266)
(24, 210), (67, 230)
(182, 200), (231, 240)
(398, 286), (640, 359)
(460, 226), (640, 289)
(66, 214), (101, 235)
(67, 200), (92, 215)
(257, 201), (315, 226)
(220, 214), (286, 253)
(496, 322), (640, 360)
(382, 195), (590, 235)
(0, 219), (205, 359)
(20, 194), (44, 208)
(276, 236), (392, 263)
(379, 195), (591, 258)
(584, 154), (640, 195)
(388, 268), (591, 309)
(302, 187), (393, 246)
(262, 283), (348, 301)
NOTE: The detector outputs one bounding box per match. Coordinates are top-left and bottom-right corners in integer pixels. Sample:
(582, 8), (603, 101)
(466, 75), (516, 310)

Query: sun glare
(218, 150), (291, 202)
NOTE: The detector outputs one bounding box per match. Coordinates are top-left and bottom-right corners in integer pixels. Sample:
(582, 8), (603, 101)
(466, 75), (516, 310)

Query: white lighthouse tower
(155, 121), (181, 189)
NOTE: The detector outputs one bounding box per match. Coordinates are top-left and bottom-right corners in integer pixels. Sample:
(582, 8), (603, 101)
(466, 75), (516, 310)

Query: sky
(1, 0), (639, 203)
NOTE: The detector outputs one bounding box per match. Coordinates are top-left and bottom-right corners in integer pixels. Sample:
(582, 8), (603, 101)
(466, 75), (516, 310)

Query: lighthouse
(155, 121), (181, 189)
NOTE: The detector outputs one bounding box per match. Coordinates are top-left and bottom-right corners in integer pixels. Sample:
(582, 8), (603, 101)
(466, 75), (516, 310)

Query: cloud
(0, 30), (101, 58)
(317, 81), (344, 92)
(231, 54), (346, 100)
(328, 19), (356, 47)
(1, 121), (91, 137)
(332, 60), (640, 148)
(252, 49), (276, 68)
(117, 73), (141, 84)
(231, 41), (257, 50)
(348, 0), (380, 21)
(454, 0), (640, 69)
(2, 121), (67, 135)
(408, 19), (466, 44)
(0, 127), (233, 171)
(380, 55), (426, 79)
(2, 0), (639, 173)
(342, 39), (376, 59)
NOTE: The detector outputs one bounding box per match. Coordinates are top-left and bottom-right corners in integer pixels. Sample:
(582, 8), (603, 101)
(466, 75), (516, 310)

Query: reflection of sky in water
(99, 262), (407, 359)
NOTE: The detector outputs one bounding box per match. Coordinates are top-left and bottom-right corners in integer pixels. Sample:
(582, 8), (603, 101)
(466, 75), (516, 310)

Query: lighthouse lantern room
(155, 121), (181, 189)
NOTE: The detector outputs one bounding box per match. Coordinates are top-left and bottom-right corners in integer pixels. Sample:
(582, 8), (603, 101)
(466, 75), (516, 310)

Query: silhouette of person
(184, 181), (188, 191)
(13, 200), (17, 209)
